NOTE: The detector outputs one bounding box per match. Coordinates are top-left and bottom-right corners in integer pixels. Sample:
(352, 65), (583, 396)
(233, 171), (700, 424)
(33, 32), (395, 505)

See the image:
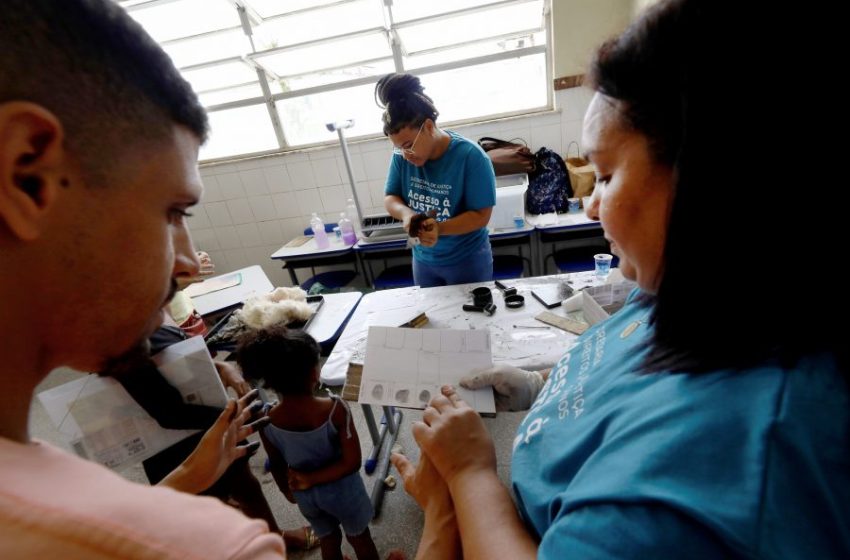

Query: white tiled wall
(193, 87), (594, 287)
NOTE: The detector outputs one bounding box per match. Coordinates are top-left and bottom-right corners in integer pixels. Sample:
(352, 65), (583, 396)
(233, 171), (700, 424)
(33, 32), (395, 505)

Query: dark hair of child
(236, 326), (320, 396)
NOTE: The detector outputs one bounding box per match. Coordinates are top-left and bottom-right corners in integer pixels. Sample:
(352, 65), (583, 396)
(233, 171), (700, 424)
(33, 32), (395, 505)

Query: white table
(321, 270), (609, 517)
(321, 270), (607, 386)
(190, 265), (274, 316)
(305, 292), (362, 348)
(270, 236), (357, 286)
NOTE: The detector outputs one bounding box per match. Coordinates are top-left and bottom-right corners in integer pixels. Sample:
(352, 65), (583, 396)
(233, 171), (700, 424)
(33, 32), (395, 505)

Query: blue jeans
(413, 242), (493, 287)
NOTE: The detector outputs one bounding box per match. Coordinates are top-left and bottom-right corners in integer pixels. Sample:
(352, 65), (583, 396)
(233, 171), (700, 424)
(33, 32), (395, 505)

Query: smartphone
(531, 283), (574, 309)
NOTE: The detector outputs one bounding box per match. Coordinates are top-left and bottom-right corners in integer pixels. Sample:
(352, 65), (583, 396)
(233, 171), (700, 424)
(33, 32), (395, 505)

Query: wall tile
(189, 227), (219, 252)
(226, 198), (254, 225)
(287, 161), (316, 190)
(216, 172), (246, 200)
(263, 165), (292, 193)
(312, 158), (342, 187)
(205, 202), (233, 227)
(362, 149), (390, 180)
(239, 168), (270, 197)
(235, 223), (261, 248)
(295, 189), (324, 217)
(531, 123), (563, 154)
(224, 249), (250, 270)
(280, 217), (307, 240)
(215, 225), (241, 250)
(248, 195), (278, 222)
(256, 220), (283, 246)
(271, 192), (301, 219)
(319, 185), (346, 214)
(200, 175), (224, 203)
(186, 206), (211, 230)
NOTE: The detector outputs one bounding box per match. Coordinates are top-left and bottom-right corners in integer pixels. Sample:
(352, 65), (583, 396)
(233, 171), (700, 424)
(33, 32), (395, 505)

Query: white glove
(460, 365), (547, 412)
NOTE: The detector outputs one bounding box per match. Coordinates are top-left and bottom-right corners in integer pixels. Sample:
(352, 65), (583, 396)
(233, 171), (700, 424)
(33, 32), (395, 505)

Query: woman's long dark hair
(375, 72), (439, 135)
(589, 0), (844, 374)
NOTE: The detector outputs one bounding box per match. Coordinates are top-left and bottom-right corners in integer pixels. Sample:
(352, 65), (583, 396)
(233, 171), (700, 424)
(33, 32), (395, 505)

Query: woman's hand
(391, 451), (452, 511)
(214, 360), (251, 397)
(412, 386), (497, 486)
(418, 218), (439, 247)
(459, 365), (548, 411)
(287, 468), (313, 491)
(159, 389), (268, 494)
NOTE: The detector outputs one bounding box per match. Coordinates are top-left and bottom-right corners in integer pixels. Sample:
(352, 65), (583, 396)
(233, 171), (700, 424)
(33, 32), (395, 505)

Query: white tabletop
(271, 236), (354, 260)
(320, 271), (609, 386)
(526, 210), (600, 230)
(190, 265), (274, 316)
(305, 291), (362, 345)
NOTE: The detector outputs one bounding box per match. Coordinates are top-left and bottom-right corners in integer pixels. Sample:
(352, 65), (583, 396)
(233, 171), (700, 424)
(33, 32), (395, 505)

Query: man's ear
(0, 102), (67, 241)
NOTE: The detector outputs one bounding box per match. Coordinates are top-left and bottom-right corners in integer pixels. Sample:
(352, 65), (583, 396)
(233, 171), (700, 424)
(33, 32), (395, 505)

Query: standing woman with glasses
(376, 73), (496, 287)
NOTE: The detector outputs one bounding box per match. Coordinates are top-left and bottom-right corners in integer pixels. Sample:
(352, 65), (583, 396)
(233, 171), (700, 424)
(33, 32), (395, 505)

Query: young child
(237, 326), (379, 560)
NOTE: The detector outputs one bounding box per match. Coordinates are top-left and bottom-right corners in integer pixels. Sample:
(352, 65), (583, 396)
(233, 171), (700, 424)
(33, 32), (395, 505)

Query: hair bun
(376, 73), (424, 107)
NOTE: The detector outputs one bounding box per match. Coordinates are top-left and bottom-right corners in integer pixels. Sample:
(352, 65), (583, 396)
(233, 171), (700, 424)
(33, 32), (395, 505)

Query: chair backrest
(303, 222), (338, 235)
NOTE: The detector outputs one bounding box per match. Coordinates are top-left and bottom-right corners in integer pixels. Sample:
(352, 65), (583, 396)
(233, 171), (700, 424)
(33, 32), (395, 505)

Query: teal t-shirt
(385, 131), (496, 267)
(512, 292), (850, 559)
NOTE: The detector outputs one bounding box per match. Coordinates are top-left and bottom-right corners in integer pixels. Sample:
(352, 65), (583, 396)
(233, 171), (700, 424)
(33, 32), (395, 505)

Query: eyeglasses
(392, 122), (425, 157)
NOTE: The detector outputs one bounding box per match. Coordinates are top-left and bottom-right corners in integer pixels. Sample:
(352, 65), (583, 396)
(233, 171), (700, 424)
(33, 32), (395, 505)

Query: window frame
(124, 0), (553, 162)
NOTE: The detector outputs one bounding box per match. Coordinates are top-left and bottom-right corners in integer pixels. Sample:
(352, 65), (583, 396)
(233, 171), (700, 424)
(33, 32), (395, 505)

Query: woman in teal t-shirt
(385, 1), (849, 559)
(376, 73), (496, 288)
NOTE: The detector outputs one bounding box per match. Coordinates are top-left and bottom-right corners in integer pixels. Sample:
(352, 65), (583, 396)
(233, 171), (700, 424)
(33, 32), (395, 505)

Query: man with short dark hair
(0, 1), (285, 557)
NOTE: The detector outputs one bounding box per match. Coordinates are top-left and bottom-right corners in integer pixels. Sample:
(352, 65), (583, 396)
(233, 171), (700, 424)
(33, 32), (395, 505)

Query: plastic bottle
(339, 212), (357, 246)
(310, 212), (329, 249)
(345, 198), (362, 238)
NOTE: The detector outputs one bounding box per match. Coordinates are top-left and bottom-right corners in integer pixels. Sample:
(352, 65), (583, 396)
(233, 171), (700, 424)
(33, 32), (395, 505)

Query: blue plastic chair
(373, 264), (415, 290)
(492, 254), (531, 280)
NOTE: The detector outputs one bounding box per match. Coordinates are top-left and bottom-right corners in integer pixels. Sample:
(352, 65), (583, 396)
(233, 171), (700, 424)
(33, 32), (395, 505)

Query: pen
(513, 324), (550, 329)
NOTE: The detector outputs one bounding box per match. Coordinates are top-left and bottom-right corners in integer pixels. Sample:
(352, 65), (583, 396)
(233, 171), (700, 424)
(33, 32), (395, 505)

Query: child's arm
(288, 401), (362, 490)
(259, 430), (296, 503)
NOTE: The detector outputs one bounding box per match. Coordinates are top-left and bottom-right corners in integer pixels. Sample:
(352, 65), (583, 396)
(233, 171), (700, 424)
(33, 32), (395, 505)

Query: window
(119, 0), (551, 161)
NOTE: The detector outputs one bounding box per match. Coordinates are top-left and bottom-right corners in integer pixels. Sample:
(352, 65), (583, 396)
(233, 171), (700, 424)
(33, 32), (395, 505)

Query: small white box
(488, 173), (528, 230)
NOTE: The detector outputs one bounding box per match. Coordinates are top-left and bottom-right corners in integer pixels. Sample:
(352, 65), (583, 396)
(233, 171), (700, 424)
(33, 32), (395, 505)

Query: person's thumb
(391, 452), (413, 483)
(459, 367), (498, 390)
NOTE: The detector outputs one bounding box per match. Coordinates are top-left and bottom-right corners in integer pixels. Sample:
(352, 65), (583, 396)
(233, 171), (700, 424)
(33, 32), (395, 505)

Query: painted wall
(551, 0), (633, 78)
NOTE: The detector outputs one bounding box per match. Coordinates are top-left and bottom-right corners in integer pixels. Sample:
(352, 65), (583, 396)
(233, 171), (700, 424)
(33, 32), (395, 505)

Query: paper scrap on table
(183, 272), (242, 298)
(359, 326), (496, 413)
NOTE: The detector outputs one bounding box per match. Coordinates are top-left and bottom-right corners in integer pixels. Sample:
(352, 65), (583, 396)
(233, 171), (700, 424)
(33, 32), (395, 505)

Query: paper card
(359, 326), (495, 413)
(37, 336), (227, 471)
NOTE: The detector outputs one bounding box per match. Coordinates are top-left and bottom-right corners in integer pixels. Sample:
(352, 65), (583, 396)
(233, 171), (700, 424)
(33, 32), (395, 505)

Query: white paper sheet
(37, 336), (227, 471)
(359, 326), (496, 413)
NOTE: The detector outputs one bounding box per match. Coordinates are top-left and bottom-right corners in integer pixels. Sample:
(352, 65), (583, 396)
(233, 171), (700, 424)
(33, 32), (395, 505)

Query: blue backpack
(479, 137), (572, 215)
(527, 146), (573, 215)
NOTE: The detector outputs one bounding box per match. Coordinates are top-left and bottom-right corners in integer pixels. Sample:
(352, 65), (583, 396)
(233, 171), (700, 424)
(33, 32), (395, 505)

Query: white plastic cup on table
(568, 197), (580, 213)
(594, 253), (613, 280)
(582, 196), (592, 210)
(333, 226), (342, 241)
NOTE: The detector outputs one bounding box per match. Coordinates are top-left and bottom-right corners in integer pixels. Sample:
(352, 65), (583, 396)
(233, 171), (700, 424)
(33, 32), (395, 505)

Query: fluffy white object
(237, 287), (313, 330)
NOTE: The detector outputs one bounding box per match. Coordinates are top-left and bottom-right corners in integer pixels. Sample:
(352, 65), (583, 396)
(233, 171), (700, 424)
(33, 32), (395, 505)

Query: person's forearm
(415, 495), (462, 560)
(449, 469), (537, 560)
(158, 462), (208, 494)
(437, 208), (492, 236)
(299, 458), (360, 487)
(385, 195), (416, 223)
